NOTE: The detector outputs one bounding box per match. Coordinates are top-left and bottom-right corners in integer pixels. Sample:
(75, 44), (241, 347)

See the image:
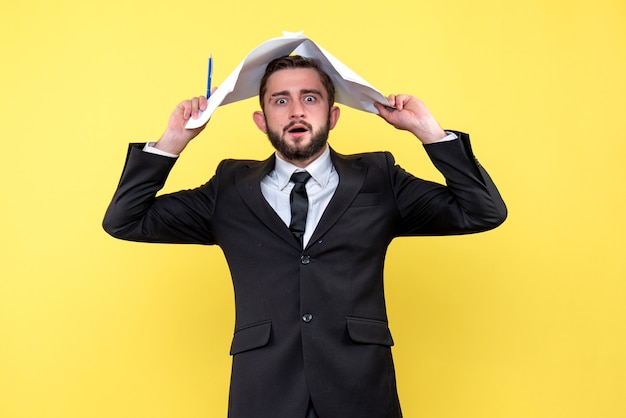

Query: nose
(290, 101), (306, 119)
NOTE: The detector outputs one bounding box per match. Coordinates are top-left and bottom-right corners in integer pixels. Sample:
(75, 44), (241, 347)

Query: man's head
(258, 55), (336, 110)
(253, 55), (340, 167)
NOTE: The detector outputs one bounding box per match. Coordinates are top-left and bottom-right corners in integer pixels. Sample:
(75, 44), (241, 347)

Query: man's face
(253, 68), (340, 165)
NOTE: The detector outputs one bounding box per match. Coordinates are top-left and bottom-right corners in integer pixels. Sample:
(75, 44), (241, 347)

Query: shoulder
(218, 158), (262, 170)
(330, 148), (396, 169)
(213, 155), (276, 180)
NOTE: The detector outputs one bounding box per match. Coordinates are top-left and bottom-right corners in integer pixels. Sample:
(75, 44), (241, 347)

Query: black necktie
(289, 171), (312, 245)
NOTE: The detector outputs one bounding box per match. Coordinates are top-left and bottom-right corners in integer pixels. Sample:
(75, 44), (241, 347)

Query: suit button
(302, 313), (313, 323)
(300, 255), (311, 265)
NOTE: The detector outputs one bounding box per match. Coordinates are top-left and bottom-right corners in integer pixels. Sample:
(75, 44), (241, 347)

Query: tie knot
(290, 171), (311, 185)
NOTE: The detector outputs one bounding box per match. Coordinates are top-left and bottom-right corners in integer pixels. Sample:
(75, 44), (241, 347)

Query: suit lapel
(235, 155), (302, 250)
(234, 149), (368, 251)
(307, 150), (367, 248)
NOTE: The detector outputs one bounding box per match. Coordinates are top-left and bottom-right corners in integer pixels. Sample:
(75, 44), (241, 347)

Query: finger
(191, 97), (201, 118)
(374, 101), (396, 123)
(179, 100), (192, 120)
(396, 96), (404, 111)
(374, 101), (388, 118)
(199, 95), (208, 111)
(395, 94), (412, 111)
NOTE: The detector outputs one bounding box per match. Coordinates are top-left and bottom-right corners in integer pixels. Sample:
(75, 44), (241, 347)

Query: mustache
(283, 120), (313, 132)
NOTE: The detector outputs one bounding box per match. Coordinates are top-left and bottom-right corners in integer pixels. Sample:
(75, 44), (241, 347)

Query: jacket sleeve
(392, 131), (507, 236)
(102, 144), (218, 245)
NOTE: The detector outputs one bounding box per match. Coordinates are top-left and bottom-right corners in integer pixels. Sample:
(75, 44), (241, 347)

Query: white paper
(185, 31), (389, 129)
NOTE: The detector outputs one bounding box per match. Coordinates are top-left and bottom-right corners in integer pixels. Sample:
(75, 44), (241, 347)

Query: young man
(103, 55), (506, 418)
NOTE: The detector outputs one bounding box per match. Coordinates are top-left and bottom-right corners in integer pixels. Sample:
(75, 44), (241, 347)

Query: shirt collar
(274, 145), (333, 190)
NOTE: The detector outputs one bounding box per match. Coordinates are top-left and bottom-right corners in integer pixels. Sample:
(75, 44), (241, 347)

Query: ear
(328, 106), (341, 130)
(252, 111), (267, 133)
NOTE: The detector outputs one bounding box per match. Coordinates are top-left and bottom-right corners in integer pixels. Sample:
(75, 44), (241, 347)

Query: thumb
(374, 101), (392, 118)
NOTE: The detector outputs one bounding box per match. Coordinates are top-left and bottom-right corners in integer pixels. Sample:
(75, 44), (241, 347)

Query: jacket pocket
(346, 316), (394, 346)
(229, 320), (272, 355)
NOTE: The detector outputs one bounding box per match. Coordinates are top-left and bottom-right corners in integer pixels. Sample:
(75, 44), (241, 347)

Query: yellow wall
(1, 1), (624, 417)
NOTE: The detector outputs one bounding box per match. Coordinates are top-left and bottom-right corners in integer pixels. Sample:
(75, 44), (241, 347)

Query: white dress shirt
(261, 145), (337, 247)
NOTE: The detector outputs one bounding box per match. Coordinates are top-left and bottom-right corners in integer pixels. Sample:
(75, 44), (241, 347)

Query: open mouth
(285, 121), (312, 134)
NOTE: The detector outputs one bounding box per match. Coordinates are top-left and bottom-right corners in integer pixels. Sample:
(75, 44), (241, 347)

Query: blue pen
(206, 54), (213, 98)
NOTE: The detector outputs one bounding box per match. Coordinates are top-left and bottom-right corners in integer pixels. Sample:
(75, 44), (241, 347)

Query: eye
(304, 95), (316, 102)
(275, 98), (288, 105)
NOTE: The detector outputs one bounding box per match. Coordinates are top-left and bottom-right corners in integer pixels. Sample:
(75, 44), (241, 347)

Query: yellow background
(1, 0), (624, 417)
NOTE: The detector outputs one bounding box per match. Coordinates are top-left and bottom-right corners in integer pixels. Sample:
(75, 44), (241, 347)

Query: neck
(276, 144), (328, 168)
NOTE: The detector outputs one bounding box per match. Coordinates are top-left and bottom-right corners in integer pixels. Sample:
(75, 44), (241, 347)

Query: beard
(266, 118), (330, 162)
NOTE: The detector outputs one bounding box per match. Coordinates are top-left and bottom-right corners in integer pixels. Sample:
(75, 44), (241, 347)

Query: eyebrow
(269, 89), (324, 98)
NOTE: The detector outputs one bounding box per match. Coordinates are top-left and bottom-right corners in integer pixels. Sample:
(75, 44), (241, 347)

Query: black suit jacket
(103, 132), (506, 418)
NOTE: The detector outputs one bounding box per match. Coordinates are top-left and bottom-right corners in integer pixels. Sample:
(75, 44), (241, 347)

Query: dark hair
(258, 55), (336, 109)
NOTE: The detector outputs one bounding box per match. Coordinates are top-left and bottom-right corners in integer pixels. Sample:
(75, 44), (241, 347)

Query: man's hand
(154, 95), (209, 155)
(374, 94), (447, 144)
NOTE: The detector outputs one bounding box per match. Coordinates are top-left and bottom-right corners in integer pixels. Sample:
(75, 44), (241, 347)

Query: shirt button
(302, 313), (313, 323)
(300, 255), (311, 265)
